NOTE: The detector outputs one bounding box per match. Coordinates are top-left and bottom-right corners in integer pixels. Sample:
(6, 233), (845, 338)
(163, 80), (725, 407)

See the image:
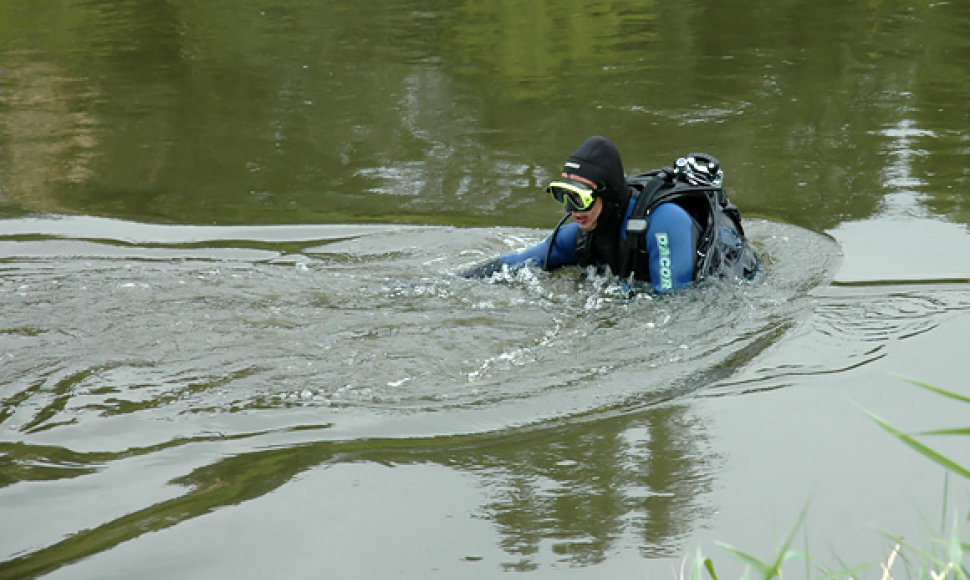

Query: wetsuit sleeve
(461, 222), (580, 278)
(500, 221), (580, 270)
(644, 203), (695, 293)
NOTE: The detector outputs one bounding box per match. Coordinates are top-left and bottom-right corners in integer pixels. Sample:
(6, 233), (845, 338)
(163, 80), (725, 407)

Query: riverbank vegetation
(682, 379), (970, 580)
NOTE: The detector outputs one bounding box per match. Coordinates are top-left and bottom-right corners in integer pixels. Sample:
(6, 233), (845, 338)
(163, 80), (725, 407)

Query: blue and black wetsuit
(494, 199), (697, 294)
(460, 136), (760, 292)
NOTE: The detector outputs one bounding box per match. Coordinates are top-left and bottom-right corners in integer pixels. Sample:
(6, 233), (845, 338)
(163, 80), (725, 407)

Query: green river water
(1, 1), (970, 578)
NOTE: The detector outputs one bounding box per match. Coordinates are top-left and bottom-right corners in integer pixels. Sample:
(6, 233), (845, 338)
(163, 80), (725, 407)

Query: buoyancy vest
(575, 167), (760, 282)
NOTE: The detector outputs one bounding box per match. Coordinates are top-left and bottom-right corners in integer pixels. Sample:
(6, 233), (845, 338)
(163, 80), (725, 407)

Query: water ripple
(0, 218), (842, 448)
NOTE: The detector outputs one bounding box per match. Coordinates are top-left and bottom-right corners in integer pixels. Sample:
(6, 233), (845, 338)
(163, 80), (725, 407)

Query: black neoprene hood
(561, 136), (627, 204)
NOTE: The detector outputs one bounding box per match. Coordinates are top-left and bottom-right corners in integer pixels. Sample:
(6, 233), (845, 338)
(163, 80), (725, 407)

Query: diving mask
(547, 180), (598, 212)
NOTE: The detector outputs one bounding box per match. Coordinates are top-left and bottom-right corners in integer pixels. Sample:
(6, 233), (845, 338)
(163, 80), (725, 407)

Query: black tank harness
(546, 166), (758, 282)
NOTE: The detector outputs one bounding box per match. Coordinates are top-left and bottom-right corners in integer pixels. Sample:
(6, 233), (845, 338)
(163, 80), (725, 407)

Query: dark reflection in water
(1, 0), (968, 229)
(462, 407), (713, 568)
(0, 218), (838, 577)
(0, 403), (711, 578)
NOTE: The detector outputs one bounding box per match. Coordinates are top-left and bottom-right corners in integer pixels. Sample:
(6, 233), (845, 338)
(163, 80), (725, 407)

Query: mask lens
(547, 181), (595, 211)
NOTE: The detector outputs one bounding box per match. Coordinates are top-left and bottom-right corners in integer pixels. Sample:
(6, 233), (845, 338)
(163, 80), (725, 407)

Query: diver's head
(559, 136), (627, 205)
(546, 136), (628, 230)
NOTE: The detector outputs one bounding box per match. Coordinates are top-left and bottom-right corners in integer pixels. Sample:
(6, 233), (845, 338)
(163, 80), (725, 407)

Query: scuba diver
(461, 136), (761, 293)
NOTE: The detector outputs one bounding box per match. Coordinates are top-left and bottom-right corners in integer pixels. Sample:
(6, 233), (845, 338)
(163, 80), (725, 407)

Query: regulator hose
(543, 212), (572, 271)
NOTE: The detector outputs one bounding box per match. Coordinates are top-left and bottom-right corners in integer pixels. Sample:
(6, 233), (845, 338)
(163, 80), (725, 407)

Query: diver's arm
(461, 222), (580, 278)
(644, 203), (695, 293)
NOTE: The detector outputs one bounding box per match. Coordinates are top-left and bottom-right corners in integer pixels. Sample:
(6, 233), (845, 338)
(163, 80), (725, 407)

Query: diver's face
(562, 173), (603, 232)
(571, 197), (603, 232)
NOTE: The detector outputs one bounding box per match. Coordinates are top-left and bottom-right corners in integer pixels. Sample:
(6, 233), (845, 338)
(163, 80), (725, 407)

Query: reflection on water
(1, 0), (969, 230)
(0, 57), (97, 216)
(0, 404), (711, 577)
(464, 408), (715, 567)
(0, 217), (837, 576)
(3, 217), (968, 576)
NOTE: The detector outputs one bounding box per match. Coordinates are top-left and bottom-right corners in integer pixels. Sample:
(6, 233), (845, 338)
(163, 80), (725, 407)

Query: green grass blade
(715, 541), (772, 577)
(902, 378), (970, 404)
(714, 504), (810, 580)
(865, 410), (970, 480)
(920, 427), (970, 436)
(703, 556), (719, 580)
(767, 503), (810, 578)
(880, 526), (956, 572)
(683, 549), (717, 580)
(947, 514), (969, 580)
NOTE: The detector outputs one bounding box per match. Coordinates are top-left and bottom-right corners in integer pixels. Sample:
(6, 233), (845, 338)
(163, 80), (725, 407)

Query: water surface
(2, 0), (970, 578)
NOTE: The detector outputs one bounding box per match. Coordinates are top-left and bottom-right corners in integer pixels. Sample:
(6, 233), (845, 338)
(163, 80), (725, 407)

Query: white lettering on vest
(656, 233), (672, 290)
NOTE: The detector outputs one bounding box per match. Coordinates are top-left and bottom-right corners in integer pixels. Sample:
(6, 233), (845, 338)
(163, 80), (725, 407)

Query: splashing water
(0, 216), (839, 449)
